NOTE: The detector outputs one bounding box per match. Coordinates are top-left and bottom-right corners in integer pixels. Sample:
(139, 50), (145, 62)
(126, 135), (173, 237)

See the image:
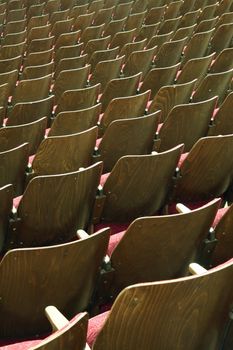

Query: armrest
(45, 306), (69, 331)
(189, 263), (207, 275)
(93, 185), (106, 224)
(176, 203), (191, 214)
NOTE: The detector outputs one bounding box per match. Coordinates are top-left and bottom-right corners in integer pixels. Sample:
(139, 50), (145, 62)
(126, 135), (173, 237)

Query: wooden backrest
(145, 6), (166, 25)
(146, 31), (174, 49)
(136, 22), (160, 41)
(81, 24), (105, 45)
(98, 112), (160, 172)
(0, 40), (26, 59)
(10, 163), (103, 248)
(54, 65), (90, 103)
(0, 69), (18, 95)
(3, 29), (27, 45)
(104, 17), (127, 37)
(54, 30), (81, 50)
(28, 36), (54, 54)
(100, 72), (141, 112)
(210, 22), (233, 54)
(54, 54), (88, 79)
(55, 83), (101, 115)
(0, 184), (13, 251)
(192, 68), (233, 105)
(178, 9), (201, 28)
(158, 16), (182, 34)
(119, 38), (147, 63)
(90, 56), (125, 92)
(174, 135), (233, 202)
(49, 104), (101, 136)
(12, 74), (52, 105)
(141, 63), (180, 99)
(27, 24), (52, 42)
(73, 12), (95, 31)
(84, 35), (112, 59)
(210, 47), (233, 73)
(4, 19), (26, 34)
(0, 142), (29, 196)
(32, 127), (98, 176)
(93, 260), (233, 350)
(93, 6), (115, 25)
(211, 204), (233, 267)
(0, 55), (22, 73)
(177, 53), (215, 85)
(123, 45), (157, 79)
(164, 0), (183, 19)
(0, 117), (47, 155)
(195, 16), (218, 32)
(89, 47), (120, 72)
(182, 28), (215, 65)
(149, 79), (196, 122)
(24, 48), (54, 67)
(154, 36), (187, 67)
(27, 14), (49, 32)
(101, 145), (183, 222)
(22, 61), (54, 80)
(54, 43), (84, 67)
(110, 28), (137, 49)
(113, 1), (133, 19)
(111, 198), (220, 293)
(51, 18), (74, 41)
(0, 229), (109, 338)
(100, 90), (151, 133)
(208, 92), (233, 136)
(158, 96), (218, 152)
(7, 96), (54, 126)
(197, 2), (219, 21)
(124, 11), (147, 33)
(172, 23), (197, 40)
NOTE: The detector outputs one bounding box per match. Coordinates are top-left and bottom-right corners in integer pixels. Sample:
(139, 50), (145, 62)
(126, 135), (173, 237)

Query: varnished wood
(70, 4), (88, 18)
(182, 28), (215, 66)
(0, 143), (29, 196)
(73, 12), (95, 31)
(81, 24), (105, 46)
(30, 127), (97, 177)
(0, 184), (13, 252)
(136, 22), (160, 42)
(24, 48), (54, 67)
(154, 37), (187, 67)
(178, 9), (201, 28)
(4, 19), (26, 34)
(113, 1), (133, 20)
(54, 43), (84, 67)
(124, 11), (146, 34)
(110, 198), (220, 294)
(0, 83), (10, 116)
(44, 0), (60, 15)
(93, 260), (233, 350)
(99, 90), (151, 135)
(210, 47), (233, 73)
(100, 145), (183, 222)
(158, 96), (218, 152)
(49, 104), (101, 136)
(84, 36), (112, 60)
(0, 40), (26, 59)
(211, 204), (233, 267)
(149, 79), (196, 122)
(7, 8), (26, 22)
(11, 74), (52, 105)
(54, 65), (90, 103)
(89, 47), (120, 73)
(90, 56), (124, 92)
(158, 15), (182, 34)
(96, 112), (160, 172)
(110, 28), (137, 49)
(120, 39), (147, 63)
(210, 22), (233, 54)
(50, 9), (70, 25)
(27, 37), (54, 54)
(51, 18), (74, 42)
(0, 228), (109, 337)
(0, 117), (47, 155)
(27, 24), (52, 43)
(195, 16), (219, 33)
(197, 3), (219, 22)
(88, 0), (104, 13)
(172, 24), (196, 40)
(7, 96), (54, 126)
(180, 0), (196, 15)
(22, 62), (54, 80)
(27, 3), (45, 18)
(54, 55), (88, 79)
(208, 92), (233, 136)
(8, 163), (103, 248)
(0, 55), (22, 74)
(177, 53), (215, 85)
(93, 6), (115, 26)
(103, 18), (127, 37)
(146, 31), (174, 50)
(215, 0), (233, 16)
(100, 72), (141, 112)
(123, 46), (157, 79)
(54, 30), (81, 51)
(164, 0), (183, 19)
(55, 84), (101, 116)
(140, 63), (180, 99)
(0, 69), (18, 95)
(145, 6), (166, 25)
(2, 29), (27, 45)
(27, 14), (49, 32)
(192, 68), (233, 105)
(173, 135), (233, 202)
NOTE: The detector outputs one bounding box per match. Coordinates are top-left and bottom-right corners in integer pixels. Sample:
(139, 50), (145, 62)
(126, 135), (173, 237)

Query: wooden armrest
(45, 306), (69, 331)
(77, 229), (89, 240)
(189, 263), (207, 275)
(176, 203), (191, 214)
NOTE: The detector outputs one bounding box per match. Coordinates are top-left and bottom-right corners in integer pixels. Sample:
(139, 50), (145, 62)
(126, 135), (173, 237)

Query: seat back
(0, 184), (13, 251)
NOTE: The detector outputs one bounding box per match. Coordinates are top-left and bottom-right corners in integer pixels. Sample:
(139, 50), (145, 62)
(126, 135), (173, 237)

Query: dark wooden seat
(100, 72), (142, 112)
(208, 92), (233, 136)
(135, 23), (160, 42)
(0, 117), (47, 155)
(178, 9), (201, 28)
(84, 36), (112, 60)
(0, 83), (11, 117)
(88, 0), (104, 13)
(209, 47), (233, 73)
(0, 40), (26, 59)
(51, 18), (74, 42)
(55, 84), (101, 116)
(11, 74), (52, 105)
(90, 56), (124, 92)
(54, 54), (88, 79)
(0, 184), (13, 252)
(70, 4), (89, 18)
(29, 127), (98, 177)
(54, 43), (84, 67)
(197, 3), (219, 22)
(164, 0), (183, 19)
(0, 69), (18, 96)
(90, 259), (233, 350)
(97, 145), (183, 223)
(95, 112), (160, 172)
(99, 90), (151, 136)
(103, 18), (127, 37)
(0, 229), (109, 339)
(145, 6), (166, 25)
(27, 3), (45, 18)
(172, 135), (233, 203)
(148, 79), (196, 122)
(209, 22), (233, 54)
(54, 30), (81, 51)
(195, 16), (219, 33)
(7, 96), (54, 126)
(109, 28), (137, 49)
(73, 12), (95, 32)
(93, 6), (115, 26)
(153, 37), (187, 68)
(124, 11), (147, 34)
(0, 143), (29, 196)
(27, 24), (52, 43)
(113, 1), (133, 20)
(122, 46), (157, 79)
(0, 55), (22, 74)
(7, 8), (26, 22)
(53, 65), (90, 104)
(119, 38), (147, 63)
(21, 62), (54, 80)
(4, 19), (26, 35)
(24, 48), (54, 67)
(27, 36), (55, 54)
(2, 29), (27, 45)
(192, 68), (233, 105)
(89, 47), (120, 73)
(108, 198), (220, 295)
(49, 104), (101, 136)
(80, 24), (105, 46)
(157, 96), (218, 152)
(158, 16), (182, 35)
(27, 14), (49, 32)
(49, 9), (70, 25)
(172, 23), (196, 40)
(7, 163), (103, 249)
(176, 53), (215, 86)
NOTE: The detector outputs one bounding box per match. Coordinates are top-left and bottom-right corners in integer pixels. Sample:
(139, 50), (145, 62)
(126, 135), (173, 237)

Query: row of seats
(0, 0), (233, 348)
